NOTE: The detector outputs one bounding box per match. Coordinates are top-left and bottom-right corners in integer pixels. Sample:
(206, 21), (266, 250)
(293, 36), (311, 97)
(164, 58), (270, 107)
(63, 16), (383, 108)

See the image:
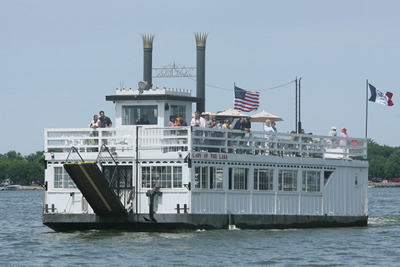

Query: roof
(106, 94), (203, 103)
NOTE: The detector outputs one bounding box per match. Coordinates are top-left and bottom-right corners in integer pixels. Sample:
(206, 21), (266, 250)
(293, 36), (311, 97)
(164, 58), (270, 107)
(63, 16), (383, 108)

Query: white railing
(45, 127), (367, 160)
(45, 128), (136, 154)
(190, 128), (367, 160)
(138, 127), (190, 153)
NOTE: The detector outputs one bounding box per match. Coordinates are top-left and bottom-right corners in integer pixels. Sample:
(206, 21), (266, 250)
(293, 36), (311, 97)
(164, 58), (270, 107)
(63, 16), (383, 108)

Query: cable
(186, 77), (296, 91)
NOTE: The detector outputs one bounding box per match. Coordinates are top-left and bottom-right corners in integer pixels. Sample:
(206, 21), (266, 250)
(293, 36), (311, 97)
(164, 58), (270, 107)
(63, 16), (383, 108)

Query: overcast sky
(1, 0), (400, 156)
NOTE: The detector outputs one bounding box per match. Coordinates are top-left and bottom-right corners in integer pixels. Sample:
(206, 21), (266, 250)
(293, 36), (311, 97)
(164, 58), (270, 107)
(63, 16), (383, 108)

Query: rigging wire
(185, 77), (296, 91)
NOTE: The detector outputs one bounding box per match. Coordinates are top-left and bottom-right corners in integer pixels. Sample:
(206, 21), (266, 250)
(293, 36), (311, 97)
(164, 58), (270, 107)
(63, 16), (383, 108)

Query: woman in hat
(340, 128), (349, 145)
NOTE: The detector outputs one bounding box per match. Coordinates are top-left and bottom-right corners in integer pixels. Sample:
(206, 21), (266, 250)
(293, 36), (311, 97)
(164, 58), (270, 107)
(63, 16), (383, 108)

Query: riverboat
(42, 34), (368, 232)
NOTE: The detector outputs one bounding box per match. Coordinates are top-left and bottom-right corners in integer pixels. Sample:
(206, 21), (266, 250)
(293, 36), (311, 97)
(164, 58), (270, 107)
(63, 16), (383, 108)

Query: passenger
(99, 110), (112, 145)
(223, 119), (233, 129)
(271, 121), (277, 132)
(212, 115), (218, 128)
(148, 112), (157, 124)
(217, 120), (224, 129)
(204, 113), (213, 128)
(264, 119), (274, 137)
(138, 114), (149, 124)
(327, 126), (337, 145)
(89, 115), (100, 142)
(90, 115), (99, 128)
(289, 130), (298, 156)
(271, 121), (280, 153)
(175, 117), (181, 126)
(329, 126), (337, 137)
(300, 129), (312, 143)
(178, 115), (188, 126)
(290, 130), (297, 141)
(190, 111), (206, 127)
(233, 118), (244, 130)
(99, 111), (112, 128)
(242, 117), (251, 132)
(264, 119), (274, 154)
(169, 115), (176, 127)
(340, 127), (349, 145)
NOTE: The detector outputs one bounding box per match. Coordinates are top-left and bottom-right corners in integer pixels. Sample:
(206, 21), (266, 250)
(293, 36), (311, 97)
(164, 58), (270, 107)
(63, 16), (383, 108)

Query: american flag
(234, 86), (260, 112)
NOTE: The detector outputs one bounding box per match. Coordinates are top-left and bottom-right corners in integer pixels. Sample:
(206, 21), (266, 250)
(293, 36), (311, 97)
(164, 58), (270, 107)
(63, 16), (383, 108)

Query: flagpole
(298, 77), (302, 133)
(295, 77), (298, 133)
(233, 82), (236, 109)
(365, 79), (368, 139)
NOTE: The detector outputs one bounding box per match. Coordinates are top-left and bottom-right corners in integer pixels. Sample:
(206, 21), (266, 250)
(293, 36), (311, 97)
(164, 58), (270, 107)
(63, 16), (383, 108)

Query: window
(142, 167), (151, 188)
(302, 170), (321, 192)
(254, 169), (274, 191)
(195, 166), (208, 189)
(102, 165), (133, 191)
(210, 167), (223, 189)
(173, 166), (182, 188)
(195, 166), (223, 190)
(171, 105), (186, 122)
(355, 173), (358, 186)
(141, 166), (182, 189)
(278, 169), (298, 191)
(229, 168), (248, 190)
(54, 167), (77, 189)
(122, 105), (158, 125)
(324, 171), (334, 186)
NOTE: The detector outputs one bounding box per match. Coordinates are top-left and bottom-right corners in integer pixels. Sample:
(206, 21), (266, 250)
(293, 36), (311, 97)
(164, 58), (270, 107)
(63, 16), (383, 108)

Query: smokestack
(141, 34), (155, 89)
(195, 32), (208, 113)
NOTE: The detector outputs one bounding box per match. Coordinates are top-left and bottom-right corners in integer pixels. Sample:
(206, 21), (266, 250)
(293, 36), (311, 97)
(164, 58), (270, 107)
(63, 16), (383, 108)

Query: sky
(1, 0), (400, 156)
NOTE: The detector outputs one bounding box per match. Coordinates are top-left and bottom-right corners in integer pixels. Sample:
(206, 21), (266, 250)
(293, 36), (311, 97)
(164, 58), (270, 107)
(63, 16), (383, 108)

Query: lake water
(0, 188), (399, 266)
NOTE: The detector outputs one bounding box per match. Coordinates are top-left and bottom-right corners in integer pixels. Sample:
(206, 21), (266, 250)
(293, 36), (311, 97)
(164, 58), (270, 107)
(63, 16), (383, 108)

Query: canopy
(201, 110), (216, 116)
(250, 110), (283, 122)
(215, 108), (247, 117)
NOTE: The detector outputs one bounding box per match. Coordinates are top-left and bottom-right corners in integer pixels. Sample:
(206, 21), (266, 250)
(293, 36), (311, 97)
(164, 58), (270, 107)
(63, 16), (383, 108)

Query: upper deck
(44, 127), (367, 162)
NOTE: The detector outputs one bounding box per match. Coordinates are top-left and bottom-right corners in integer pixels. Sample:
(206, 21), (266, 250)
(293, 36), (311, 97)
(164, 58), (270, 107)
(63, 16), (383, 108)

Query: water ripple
(1, 189), (400, 266)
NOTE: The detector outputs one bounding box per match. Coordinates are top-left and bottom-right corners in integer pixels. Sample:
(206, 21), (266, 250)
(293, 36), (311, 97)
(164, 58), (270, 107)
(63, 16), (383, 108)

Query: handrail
(45, 127), (367, 160)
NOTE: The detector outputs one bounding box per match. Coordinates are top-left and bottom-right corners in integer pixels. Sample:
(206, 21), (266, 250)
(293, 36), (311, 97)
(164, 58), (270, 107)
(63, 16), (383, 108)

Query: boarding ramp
(64, 147), (127, 216)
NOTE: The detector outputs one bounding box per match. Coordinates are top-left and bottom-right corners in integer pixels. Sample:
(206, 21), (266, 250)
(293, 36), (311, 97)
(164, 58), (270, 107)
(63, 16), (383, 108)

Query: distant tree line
(367, 139), (400, 180)
(0, 140), (397, 185)
(0, 151), (44, 185)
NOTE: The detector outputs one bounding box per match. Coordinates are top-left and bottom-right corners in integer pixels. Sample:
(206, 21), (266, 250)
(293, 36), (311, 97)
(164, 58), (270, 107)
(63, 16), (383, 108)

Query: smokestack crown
(195, 32), (208, 47)
(141, 34), (155, 48)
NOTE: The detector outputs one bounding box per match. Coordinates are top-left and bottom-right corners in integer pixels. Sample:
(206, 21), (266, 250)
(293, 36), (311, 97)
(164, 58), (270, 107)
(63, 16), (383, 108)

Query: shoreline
(369, 182), (400, 188)
(0, 185), (44, 190)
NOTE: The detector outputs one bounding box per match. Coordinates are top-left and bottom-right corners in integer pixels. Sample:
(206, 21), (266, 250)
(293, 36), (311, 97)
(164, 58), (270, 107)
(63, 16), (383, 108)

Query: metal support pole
(295, 77), (298, 133)
(135, 126), (141, 230)
(297, 77), (302, 133)
(366, 79), (369, 139)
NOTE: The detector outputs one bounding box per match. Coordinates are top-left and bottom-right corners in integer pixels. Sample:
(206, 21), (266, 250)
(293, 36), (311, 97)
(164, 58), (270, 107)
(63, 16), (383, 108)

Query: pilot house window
(171, 105), (186, 123)
(122, 105), (158, 125)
